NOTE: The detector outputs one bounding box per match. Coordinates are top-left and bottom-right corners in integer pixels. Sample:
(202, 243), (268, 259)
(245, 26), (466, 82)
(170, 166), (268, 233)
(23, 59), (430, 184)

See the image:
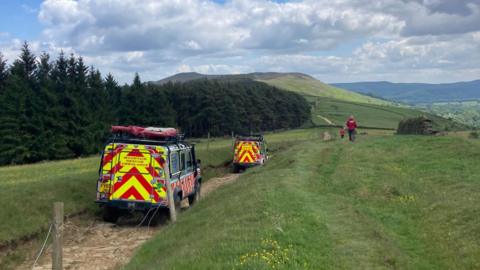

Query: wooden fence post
(164, 163), (176, 223)
(52, 202), (63, 270)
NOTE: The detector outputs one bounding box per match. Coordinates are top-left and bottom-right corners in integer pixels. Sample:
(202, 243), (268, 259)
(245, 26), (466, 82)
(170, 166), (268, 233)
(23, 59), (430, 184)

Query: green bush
(469, 131), (479, 139)
(397, 116), (436, 135)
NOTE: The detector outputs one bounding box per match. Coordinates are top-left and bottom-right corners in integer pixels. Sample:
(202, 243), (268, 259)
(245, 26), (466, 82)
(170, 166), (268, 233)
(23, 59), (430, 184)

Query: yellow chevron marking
(111, 176), (150, 200)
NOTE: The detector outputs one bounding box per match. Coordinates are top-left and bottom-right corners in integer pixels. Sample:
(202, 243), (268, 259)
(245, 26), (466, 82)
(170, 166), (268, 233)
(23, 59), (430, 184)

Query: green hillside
(157, 71), (466, 131)
(256, 74), (395, 106)
(126, 134), (480, 269)
(311, 97), (464, 130)
(156, 72), (395, 106)
(254, 73), (466, 130)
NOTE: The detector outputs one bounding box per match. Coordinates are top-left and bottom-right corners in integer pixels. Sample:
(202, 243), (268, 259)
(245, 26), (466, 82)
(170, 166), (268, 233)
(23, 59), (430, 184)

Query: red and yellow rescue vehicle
(95, 126), (201, 223)
(233, 134), (267, 173)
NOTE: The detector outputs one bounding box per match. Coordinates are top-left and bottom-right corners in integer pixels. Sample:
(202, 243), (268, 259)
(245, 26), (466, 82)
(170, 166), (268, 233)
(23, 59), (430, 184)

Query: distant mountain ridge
(154, 72), (314, 85)
(332, 80), (480, 104)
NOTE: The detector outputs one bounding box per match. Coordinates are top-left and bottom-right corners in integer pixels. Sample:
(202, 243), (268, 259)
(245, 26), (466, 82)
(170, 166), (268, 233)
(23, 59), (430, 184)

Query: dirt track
(22, 173), (240, 270)
(316, 114), (335, 125)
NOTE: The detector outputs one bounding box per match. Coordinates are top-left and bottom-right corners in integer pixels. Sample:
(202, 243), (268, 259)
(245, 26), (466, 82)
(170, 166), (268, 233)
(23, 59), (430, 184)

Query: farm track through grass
(0, 137), (234, 269)
(21, 174), (242, 270)
(126, 134), (480, 270)
(0, 128), (327, 269)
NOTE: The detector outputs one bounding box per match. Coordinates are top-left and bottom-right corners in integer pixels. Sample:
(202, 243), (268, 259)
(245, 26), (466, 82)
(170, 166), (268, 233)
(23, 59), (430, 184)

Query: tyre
(102, 206), (120, 223)
(233, 164), (240, 173)
(143, 208), (168, 226)
(188, 182), (201, 206)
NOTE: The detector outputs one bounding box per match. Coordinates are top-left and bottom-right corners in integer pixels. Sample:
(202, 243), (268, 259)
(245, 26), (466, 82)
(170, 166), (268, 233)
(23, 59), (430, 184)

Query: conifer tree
(119, 73), (143, 125)
(51, 51), (74, 159)
(35, 52), (58, 159)
(105, 73), (121, 110)
(0, 53), (7, 90)
(0, 42), (37, 163)
(86, 68), (107, 152)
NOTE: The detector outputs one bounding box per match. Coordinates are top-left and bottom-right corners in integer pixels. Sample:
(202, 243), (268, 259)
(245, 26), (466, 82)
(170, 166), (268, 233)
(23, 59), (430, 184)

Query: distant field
(418, 100), (480, 128)
(310, 97), (465, 130)
(257, 74), (395, 106)
(256, 74), (465, 130)
(126, 135), (480, 269)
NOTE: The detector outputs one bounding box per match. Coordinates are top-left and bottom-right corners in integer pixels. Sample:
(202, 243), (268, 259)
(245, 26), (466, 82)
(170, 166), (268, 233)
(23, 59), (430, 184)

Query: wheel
(188, 182), (201, 206)
(233, 164), (240, 173)
(102, 206), (120, 223)
(143, 208), (168, 226)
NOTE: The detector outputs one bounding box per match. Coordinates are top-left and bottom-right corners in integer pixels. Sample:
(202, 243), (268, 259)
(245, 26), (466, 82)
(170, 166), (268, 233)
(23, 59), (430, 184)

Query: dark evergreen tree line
(165, 79), (310, 137)
(0, 43), (310, 165)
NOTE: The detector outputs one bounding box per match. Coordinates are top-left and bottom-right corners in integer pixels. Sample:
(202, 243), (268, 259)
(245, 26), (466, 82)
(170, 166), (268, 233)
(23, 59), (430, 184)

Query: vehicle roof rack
(109, 126), (185, 144)
(235, 133), (264, 141)
(108, 136), (186, 147)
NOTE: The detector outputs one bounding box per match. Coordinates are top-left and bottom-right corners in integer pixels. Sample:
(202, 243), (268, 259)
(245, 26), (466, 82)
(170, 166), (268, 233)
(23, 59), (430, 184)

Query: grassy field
(257, 74), (394, 106)
(310, 97), (465, 131)
(126, 134), (480, 269)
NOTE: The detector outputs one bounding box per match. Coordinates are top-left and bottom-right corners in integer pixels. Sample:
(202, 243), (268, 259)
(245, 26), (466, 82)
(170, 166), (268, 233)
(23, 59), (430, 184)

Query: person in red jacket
(345, 115), (357, 142)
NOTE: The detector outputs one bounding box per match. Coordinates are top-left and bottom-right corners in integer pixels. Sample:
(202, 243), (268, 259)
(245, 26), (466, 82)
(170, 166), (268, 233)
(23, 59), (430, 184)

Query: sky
(0, 0), (479, 84)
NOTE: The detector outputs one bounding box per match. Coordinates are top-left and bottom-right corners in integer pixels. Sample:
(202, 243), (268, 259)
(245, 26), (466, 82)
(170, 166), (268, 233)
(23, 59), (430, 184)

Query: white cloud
(0, 0), (478, 83)
(400, 1), (480, 36)
(37, 0), (405, 54)
(255, 31), (480, 83)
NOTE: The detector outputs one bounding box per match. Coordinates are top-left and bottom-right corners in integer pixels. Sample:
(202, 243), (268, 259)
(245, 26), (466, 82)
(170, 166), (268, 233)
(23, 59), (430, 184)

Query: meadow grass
(257, 75), (394, 106)
(0, 157), (99, 245)
(125, 134), (480, 269)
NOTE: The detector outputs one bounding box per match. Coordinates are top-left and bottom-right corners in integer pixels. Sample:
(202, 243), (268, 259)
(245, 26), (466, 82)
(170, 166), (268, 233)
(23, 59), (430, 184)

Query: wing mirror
(197, 159), (201, 165)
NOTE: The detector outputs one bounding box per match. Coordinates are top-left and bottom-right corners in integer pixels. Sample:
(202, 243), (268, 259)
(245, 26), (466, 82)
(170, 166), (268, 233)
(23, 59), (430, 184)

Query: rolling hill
(332, 80), (480, 104)
(255, 73), (396, 106)
(155, 72), (395, 106)
(155, 72), (467, 131)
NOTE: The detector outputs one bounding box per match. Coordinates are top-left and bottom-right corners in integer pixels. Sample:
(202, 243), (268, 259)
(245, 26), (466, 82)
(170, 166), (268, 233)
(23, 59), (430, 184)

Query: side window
(179, 152), (185, 171)
(170, 152), (179, 174)
(186, 151), (193, 171)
